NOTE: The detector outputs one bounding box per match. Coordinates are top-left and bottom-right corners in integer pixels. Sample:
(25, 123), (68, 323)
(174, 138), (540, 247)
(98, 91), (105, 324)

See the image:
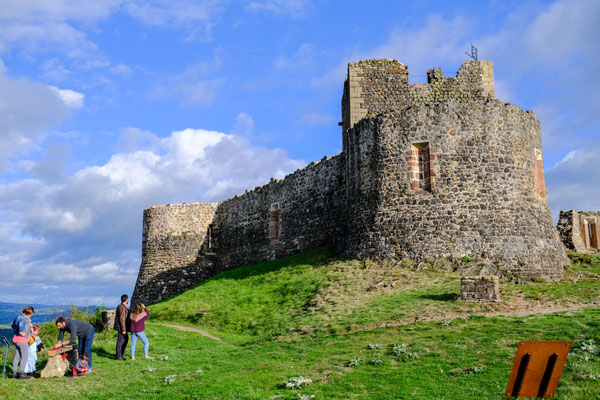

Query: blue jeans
(131, 331), (149, 357)
(78, 328), (95, 370)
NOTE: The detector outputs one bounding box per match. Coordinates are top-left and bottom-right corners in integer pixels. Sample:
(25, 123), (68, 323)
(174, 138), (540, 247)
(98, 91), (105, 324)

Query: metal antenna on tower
(465, 43), (478, 61)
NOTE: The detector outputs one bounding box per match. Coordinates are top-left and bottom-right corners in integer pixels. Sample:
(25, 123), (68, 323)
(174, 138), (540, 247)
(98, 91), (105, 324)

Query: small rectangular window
(534, 148), (547, 197)
(583, 218), (598, 249)
(409, 142), (432, 191)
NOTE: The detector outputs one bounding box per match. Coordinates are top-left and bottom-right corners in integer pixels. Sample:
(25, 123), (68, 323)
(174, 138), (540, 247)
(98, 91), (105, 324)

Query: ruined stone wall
(132, 156), (345, 305)
(132, 202), (219, 304)
(557, 210), (600, 252)
(211, 154), (345, 271)
(460, 276), (500, 302)
(342, 60), (567, 280)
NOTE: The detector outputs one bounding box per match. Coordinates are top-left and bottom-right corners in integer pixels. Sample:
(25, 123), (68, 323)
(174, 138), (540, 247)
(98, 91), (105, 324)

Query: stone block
(461, 276), (499, 302)
(102, 310), (116, 330)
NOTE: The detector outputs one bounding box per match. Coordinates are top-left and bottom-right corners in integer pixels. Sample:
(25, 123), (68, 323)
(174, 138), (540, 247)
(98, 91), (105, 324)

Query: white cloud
(0, 64), (69, 167)
(109, 63), (134, 78)
(123, 0), (228, 41)
(547, 143), (600, 221)
(116, 127), (161, 153)
(41, 58), (71, 82)
(48, 86), (85, 109)
(0, 125), (304, 304)
(232, 113), (255, 136)
(312, 15), (470, 87)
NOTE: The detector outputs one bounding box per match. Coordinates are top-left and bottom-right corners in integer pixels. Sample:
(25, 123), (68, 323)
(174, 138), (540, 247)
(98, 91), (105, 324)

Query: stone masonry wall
(133, 59), (568, 305)
(461, 276), (500, 302)
(342, 60), (567, 280)
(210, 155), (345, 272)
(132, 202), (219, 304)
(557, 210), (600, 252)
(132, 156), (345, 305)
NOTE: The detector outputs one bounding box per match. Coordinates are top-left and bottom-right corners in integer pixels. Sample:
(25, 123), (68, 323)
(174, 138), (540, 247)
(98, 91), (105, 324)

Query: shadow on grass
(418, 293), (459, 301)
(93, 347), (116, 360)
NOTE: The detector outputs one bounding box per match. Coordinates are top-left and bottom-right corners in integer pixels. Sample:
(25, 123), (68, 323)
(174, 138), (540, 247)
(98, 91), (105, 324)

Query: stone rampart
(133, 59), (568, 305)
(132, 156), (345, 305)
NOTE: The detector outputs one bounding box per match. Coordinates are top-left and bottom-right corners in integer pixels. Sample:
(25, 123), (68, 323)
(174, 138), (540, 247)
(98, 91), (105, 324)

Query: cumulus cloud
(546, 142), (600, 221)
(48, 86), (85, 109)
(0, 126), (304, 304)
(0, 63), (69, 168)
(232, 113), (255, 136)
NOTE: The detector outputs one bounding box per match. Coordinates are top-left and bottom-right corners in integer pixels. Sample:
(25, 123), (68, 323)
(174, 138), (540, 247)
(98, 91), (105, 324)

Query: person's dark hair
(81, 353), (89, 361)
(56, 316), (66, 325)
(22, 306), (34, 315)
(121, 294), (128, 303)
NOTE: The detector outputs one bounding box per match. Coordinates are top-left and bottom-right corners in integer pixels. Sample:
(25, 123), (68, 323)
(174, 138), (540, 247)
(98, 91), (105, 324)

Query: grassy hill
(0, 249), (599, 399)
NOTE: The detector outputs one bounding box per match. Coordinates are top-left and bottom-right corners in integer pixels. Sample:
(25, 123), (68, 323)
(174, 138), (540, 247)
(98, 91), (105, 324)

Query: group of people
(10, 293), (151, 379)
(114, 294), (152, 361)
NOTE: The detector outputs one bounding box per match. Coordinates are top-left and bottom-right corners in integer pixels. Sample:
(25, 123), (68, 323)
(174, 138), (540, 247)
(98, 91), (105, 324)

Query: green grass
(1, 249), (599, 399)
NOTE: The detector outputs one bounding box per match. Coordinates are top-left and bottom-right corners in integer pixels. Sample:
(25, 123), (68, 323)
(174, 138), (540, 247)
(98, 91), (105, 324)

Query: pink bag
(12, 335), (28, 344)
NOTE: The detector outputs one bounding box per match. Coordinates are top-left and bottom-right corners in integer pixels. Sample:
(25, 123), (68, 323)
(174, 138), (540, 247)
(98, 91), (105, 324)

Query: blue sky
(0, 0), (598, 306)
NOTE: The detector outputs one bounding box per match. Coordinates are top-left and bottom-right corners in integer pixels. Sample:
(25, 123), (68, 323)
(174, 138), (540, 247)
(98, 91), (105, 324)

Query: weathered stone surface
(132, 59), (568, 306)
(461, 276), (500, 302)
(41, 346), (78, 378)
(41, 355), (70, 378)
(101, 310), (116, 330)
(557, 210), (600, 253)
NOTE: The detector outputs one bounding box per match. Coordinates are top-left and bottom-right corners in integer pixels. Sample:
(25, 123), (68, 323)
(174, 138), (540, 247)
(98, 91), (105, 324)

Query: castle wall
(211, 154), (345, 271)
(132, 155), (345, 305)
(133, 59), (569, 304)
(557, 210), (600, 252)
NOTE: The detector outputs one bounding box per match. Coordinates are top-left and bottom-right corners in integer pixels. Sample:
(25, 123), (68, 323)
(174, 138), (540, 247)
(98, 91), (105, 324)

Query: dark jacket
(57, 319), (94, 344)
(113, 303), (130, 332)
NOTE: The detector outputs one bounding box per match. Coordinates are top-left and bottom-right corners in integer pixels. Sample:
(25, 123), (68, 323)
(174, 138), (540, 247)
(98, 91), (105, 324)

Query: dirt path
(150, 323), (222, 342)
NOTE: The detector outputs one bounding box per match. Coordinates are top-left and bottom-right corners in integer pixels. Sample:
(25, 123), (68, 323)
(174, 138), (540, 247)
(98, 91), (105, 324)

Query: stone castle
(132, 59), (569, 305)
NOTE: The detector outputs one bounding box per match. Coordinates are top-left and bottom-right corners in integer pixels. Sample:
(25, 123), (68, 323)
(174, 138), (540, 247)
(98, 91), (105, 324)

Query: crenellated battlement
(341, 59), (494, 135)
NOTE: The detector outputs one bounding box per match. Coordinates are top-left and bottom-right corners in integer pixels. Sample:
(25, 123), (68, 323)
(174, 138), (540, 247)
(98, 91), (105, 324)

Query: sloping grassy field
(1, 250), (599, 399)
